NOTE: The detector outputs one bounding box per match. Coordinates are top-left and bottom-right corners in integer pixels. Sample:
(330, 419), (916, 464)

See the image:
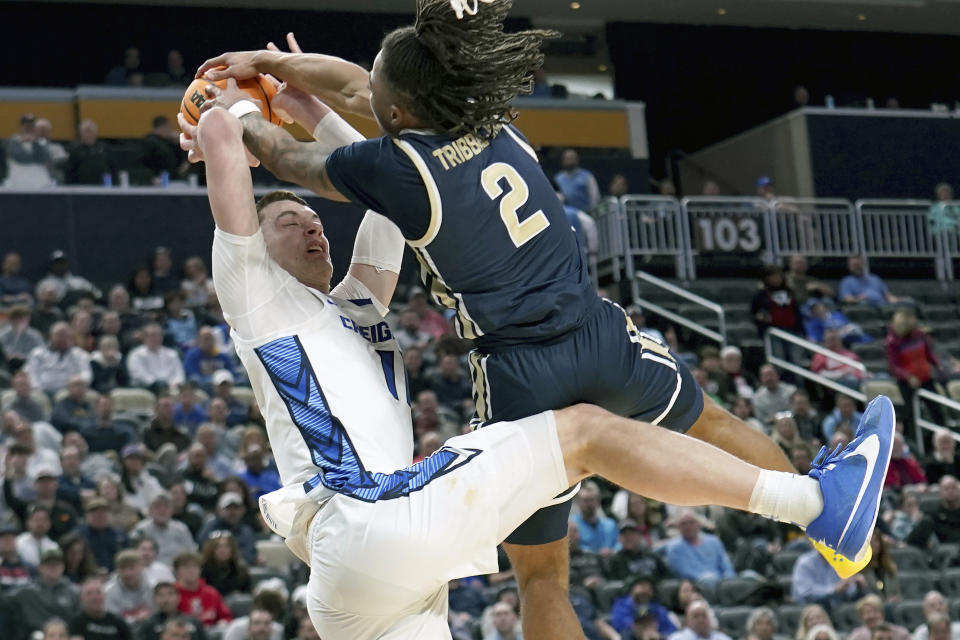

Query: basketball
(180, 74), (281, 126)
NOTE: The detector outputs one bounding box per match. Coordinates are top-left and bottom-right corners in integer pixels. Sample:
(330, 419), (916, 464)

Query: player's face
(260, 200), (333, 292)
(369, 52), (399, 136)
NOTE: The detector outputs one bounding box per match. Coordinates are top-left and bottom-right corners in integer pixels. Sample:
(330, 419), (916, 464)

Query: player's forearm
(240, 113), (329, 190)
(257, 51), (374, 120)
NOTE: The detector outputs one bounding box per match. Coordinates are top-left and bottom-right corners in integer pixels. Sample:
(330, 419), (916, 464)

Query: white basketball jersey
(212, 228), (413, 505)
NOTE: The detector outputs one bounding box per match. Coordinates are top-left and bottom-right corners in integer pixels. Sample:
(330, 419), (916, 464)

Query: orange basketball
(180, 74), (281, 126)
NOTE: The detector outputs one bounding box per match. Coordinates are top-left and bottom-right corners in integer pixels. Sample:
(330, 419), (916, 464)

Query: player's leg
(503, 538), (582, 640)
(555, 396), (895, 561)
(686, 391), (796, 473)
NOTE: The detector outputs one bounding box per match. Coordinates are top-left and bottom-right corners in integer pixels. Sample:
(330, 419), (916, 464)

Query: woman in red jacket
(885, 308), (945, 435)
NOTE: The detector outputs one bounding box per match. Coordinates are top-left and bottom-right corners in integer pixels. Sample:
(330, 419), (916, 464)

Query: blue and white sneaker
(805, 395), (895, 563)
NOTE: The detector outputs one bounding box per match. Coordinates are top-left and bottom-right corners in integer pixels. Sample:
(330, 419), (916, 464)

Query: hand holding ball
(180, 73), (282, 126)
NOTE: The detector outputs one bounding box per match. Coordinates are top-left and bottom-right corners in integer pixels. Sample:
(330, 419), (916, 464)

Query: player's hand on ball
(199, 78), (261, 115)
(197, 51), (265, 82)
(177, 113), (204, 164)
(265, 32), (307, 124)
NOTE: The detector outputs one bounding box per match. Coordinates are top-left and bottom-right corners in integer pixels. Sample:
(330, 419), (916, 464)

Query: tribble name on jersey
(339, 315), (393, 344)
(430, 133), (490, 171)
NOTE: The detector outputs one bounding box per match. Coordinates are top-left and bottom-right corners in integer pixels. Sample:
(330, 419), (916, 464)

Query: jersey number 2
(481, 162), (551, 248)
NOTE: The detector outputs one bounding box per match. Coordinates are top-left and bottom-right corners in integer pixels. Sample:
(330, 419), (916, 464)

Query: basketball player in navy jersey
(196, 4), (876, 636)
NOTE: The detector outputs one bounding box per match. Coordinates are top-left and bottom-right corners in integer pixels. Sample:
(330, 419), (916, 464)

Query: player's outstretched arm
(193, 108), (259, 237)
(198, 44), (374, 121)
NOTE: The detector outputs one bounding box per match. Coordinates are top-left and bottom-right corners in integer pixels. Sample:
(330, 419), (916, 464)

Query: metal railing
(763, 328), (867, 402)
(855, 199), (943, 277)
(770, 198), (859, 258)
(633, 270), (726, 344)
(620, 195), (688, 281)
(680, 196), (775, 279)
(912, 388), (960, 456)
(595, 196), (627, 283)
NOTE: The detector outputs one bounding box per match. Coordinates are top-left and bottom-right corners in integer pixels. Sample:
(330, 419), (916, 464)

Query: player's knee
(555, 403), (609, 462)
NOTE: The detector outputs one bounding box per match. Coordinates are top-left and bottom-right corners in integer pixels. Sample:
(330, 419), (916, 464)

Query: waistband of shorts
(477, 296), (605, 354)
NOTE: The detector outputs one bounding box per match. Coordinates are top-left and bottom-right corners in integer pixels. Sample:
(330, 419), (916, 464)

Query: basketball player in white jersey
(180, 86), (894, 640)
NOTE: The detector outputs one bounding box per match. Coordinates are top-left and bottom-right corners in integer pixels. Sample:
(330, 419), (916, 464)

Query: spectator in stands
(427, 353), (473, 415)
(0, 252), (33, 307)
(448, 577), (487, 624)
(51, 374), (94, 434)
(129, 266), (165, 317)
(34, 117), (68, 183)
(77, 495), (127, 570)
(209, 370), (249, 427)
(789, 390), (820, 441)
(0, 521), (32, 591)
(90, 335), (129, 393)
(60, 531), (99, 584)
(121, 444), (164, 514)
(807, 626), (839, 640)
(627, 306), (665, 344)
(165, 292), (197, 351)
(885, 433), (927, 489)
(859, 531), (901, 603)
(406, 287), (449, 339)
(412, 389), (460, 439)
(791, 441), (815, 475)
(136, 537), (175, 587)
(394, 309), (432, 352)
(821, 394), (863, 441)
(107, 285), (145, 344)
(1, 306), (43, 369)
(57, 444), (95, 511)
(483, 601), (521, 640)
(668, 599), (731, 640)
(66, 119), (112, 185)
(105, 549), (153, 623)
(884, 489), (924, 542)
(164, 49), (190, 86)
(82, 395), (134, 454)
(752, 364), (798, 426)
(665, 325), (698, 369)
(772, 412), (802, 458)
(716, 509), (781, 573)
(180, 256), (213, 310)
(140, 116), (187, 184)
(555, 148), (600, 213)
(730, 396), (764, 431)
(608, 173), (629, 198)
(805, 302), (871, 346)
(70, 308), (96, 353)
(912, 591), (960, 640)
(140, 588), (206, 640)
(105, 47), (142, 85)
(604, 518), (669, 581)
(795, 605), (833, 640)
(887, 307), (945, 424)
(8, 464), (78, 539)
(791, 547), (864, 606)
(179, 444), (218, 512)
(752, 264), (804, 339)
(149, 246), (180, 295)
(666, 510), (734, 585)
(924, 430), (960, 484)
(30, 283), (63, 339)
(570, 480), (619, 555)
(3, 112), (53, 188)
(746, 608), (778, 640)
(2, 371), (47, 423)
(839, 257), (903, 307)
(811, 329), (866, 391)
(24, 321), (92, 396)
(13, 504), (57, 566)
(36, 250), (101, 305)
(127, 323), (185, 393)
(183, 328), (235, 391)
(611, 575), (677, 637)
(718, 345), (756, 401)
(197, 493), (257, 566)
(928, 183), (959, 234)
(132, 492), (196, 566)
(194, 423), (233, 482)
(144, 396), (191, 453)
(69, 576), (132, 640)
(907, 475), (960, 548)
(234, 444), (281, 500)
(787, 254), (834, 307)
(848, 596), (910, 640)
(10, 547), (79, 640)
(199, 531), (250, 597)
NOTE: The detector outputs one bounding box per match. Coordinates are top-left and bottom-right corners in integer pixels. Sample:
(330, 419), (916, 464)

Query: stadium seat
(941, 568), (960, 597)
(110, 387), (156, 414)
(776, 575), (792, 598)
(657, 578), (680, 608)
(862, 380), (905, 405)
(716, 606), (753, 636)
(893, 599), (926, 630)
(256, 539), (299, 570)
(842, 306), (884, 323)
(716, 577), (763, 606)
(0, 388), (51, 415)
(948, 380), (960, 402)
(597, 580), (625, 611)
(919, 493), (944, 514)
(224, 592), (252, 617)
(231, 386), (256, 408)
(778, 604), (805, 631)
(832, 602), (861, 631)
(897, 571), (937, 600)
(935, 544), (960, 569)
(52, 388), (100, 405)
(249, 566), (290, 588)
(890, 547), (931, 572)
(206, 630), (223, 640)
(951, 598), (960, 620)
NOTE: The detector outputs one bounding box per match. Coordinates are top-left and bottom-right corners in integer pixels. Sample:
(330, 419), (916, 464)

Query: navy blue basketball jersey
(326, 125), (596, 350)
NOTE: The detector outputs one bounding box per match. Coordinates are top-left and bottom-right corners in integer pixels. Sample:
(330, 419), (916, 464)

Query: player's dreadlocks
(380, 0), (558, 139)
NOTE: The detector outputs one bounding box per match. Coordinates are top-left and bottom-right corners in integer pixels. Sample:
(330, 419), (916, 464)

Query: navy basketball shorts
(469, 298), (705, 545)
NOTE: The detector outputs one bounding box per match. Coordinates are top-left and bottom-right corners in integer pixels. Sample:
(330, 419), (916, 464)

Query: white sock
(748, 470), (824, 528)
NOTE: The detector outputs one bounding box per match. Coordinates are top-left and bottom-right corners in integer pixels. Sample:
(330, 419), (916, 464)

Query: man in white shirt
(126, 323), (185, 392)
(23, 322), (92, 395)
(177, 75), (890, 639)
